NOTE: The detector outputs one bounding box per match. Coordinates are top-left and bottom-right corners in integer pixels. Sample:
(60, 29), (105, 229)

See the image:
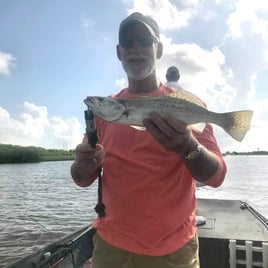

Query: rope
(240, 201), (268, 229)
(94, 168), (106, 219)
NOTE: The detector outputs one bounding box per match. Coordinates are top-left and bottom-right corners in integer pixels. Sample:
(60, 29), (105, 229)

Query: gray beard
(122, 60), (155, 80)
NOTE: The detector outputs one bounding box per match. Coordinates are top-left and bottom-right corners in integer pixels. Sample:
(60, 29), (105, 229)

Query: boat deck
(197, 198), (268, 242)
(7, 198), (268, 268)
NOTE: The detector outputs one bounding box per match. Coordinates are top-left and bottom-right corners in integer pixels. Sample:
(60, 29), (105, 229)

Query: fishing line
(28, 215), (53, 233)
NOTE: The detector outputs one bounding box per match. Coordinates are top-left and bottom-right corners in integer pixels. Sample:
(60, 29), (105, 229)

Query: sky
(0, 0), (268, 152)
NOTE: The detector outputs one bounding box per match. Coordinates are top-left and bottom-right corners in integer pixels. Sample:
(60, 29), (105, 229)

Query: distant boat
(7, 199), (268, 268)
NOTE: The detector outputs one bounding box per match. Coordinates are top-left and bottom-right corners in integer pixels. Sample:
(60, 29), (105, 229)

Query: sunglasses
(119, 36), (157, 49)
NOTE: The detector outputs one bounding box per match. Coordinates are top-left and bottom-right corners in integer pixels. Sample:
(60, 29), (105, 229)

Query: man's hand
(71, 137), (105, 187)
(143, 113), (198, 157)
(143, 113), (223, 183)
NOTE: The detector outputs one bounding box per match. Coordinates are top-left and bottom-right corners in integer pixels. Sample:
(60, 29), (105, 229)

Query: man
(71, 12), (226, 268)
(165, 66), (184, 90)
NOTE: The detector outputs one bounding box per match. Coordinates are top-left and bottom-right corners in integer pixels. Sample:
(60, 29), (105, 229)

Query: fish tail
(219, 110), (253, 141)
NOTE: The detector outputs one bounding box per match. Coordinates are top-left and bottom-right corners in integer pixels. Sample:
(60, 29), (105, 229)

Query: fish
(84, 90), (253, 142)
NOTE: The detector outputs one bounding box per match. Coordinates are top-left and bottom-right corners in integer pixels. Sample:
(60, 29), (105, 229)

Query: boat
(7, 198), (268, 268)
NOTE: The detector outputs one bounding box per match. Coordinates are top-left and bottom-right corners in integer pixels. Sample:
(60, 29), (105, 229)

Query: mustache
(126, 55), (148, 61)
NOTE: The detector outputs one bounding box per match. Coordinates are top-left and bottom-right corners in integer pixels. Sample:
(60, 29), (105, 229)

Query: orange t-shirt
(93, 85), (226, 256)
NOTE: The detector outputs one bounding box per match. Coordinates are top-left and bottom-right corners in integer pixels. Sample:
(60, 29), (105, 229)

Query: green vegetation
(223, 151), (268, 156)
(1, 144), (268, 164)
(0, 144), (75, 164)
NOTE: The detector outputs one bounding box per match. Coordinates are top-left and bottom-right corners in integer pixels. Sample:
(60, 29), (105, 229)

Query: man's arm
(143, 113), (226, 186)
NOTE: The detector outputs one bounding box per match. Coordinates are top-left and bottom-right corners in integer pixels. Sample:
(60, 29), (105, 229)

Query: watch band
(183, 143), (202, 161)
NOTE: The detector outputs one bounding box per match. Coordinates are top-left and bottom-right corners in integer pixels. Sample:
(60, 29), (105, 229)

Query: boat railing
(229, 239), (268, 268)
(240, 201), (268, 230)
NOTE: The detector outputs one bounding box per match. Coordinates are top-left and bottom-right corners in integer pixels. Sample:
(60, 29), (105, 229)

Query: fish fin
(130, 125), (146, 131)
(190, 123), (206, 133)
(167, 91), (207, 109)
(219, 110), (253, 141)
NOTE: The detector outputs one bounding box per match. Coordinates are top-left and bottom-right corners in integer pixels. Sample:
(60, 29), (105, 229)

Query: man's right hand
(71, 138), (105, 187)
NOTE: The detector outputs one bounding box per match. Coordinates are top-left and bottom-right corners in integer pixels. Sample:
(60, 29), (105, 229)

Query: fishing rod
(84, 108), (106, 219)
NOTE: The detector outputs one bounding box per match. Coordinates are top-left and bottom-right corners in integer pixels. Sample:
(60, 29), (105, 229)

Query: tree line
(1, 144), (267, 164)
(0, 144), (75, 164)
(223, 150), (268, 156)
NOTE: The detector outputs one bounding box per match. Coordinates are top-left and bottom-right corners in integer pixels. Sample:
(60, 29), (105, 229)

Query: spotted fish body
(84, 91), (253, 142)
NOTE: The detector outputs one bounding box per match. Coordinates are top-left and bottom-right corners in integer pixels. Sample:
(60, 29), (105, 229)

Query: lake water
(0, 156), (268, 267)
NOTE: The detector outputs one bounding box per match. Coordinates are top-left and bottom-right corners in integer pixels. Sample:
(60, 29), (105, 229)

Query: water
(0, 161), (98, 267)
(196, 155), (268, 216)
(0, 156), (268, 267)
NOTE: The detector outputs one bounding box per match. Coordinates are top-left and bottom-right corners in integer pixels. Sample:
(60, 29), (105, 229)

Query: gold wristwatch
(183, 143), (202, 161)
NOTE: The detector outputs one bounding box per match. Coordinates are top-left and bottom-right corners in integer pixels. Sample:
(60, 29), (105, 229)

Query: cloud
(157, 36), (233, 111)
(1, 1), (267, 152)
(119, 0), (268, 151)
(114, 77), (127, 89)
(0, 102), (82, 150)
(81, 16), (95, 29)
(0, 52), (15, 75)
(227, 1), (268, 40)
(127, 0), (202, 30)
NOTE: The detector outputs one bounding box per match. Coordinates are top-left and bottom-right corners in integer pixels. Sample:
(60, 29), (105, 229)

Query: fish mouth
(85, 97), (121, 121)
(87, 97), (102, 107)
(85, 97), (103, 114)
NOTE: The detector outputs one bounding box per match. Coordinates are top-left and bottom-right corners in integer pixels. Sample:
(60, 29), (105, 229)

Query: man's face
(117, 23), (159, 80)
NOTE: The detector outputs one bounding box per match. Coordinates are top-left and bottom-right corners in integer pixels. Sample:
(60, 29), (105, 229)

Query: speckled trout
(84, 91), (253, 142)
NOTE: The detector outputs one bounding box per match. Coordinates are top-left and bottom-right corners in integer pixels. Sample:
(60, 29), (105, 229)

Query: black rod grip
(84, 109), (98, 148)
